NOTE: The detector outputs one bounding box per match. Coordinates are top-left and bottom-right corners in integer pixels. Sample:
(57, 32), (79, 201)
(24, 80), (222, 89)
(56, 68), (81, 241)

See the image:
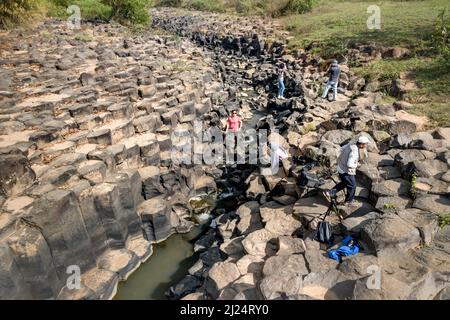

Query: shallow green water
(113, 226), (204, 300)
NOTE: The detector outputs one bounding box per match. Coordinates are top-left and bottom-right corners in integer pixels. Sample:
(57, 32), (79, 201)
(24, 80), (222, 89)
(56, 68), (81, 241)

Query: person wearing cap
(321, 60), (341, 101)
(324, 136), (369, 206)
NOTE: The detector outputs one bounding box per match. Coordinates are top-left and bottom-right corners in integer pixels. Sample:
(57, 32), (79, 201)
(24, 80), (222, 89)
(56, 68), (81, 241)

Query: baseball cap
(358, 136), (370, 144)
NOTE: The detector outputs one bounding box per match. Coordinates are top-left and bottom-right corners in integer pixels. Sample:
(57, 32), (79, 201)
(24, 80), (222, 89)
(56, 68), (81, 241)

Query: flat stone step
(68, 104), (94, 118)
(107, 103), (133, 120)
(87, 128), (112, 146)
(77, 160), (107, 185)
(43, 141), (76, 159)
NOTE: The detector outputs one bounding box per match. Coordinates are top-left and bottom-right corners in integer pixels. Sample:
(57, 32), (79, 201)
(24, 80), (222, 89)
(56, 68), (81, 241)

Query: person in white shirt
(270, 143), (288, 175)
(323, 136), (369, 206)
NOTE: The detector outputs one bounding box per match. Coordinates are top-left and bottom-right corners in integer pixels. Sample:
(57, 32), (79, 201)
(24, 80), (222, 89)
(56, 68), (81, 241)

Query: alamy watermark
(67, 5), (81, 30)
(66, 265), (81, 290)
(366, 264), (381, 290)
(170, 120), (284, 175)
(367, 5), (381, 30)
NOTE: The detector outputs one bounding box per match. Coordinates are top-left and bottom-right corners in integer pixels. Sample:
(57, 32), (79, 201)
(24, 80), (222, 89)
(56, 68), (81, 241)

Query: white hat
(357, 136), (370, 144)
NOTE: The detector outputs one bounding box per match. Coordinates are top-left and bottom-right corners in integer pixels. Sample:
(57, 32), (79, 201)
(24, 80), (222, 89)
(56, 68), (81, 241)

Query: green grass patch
(353, 56), (450, 126)
(155, 0), (315, 16)
(185, 0), (226, 13)
(282, 1), (450, 125)
(439, 213), (450, 228)
(0, 0), (47, 29)
(284, 0), (449, 51)
(47, 0), (112, 20)
(383, 203), (396, 210)
(410, 101), (450, 127)
(47, 0), (151, 24)
(74, 33), (94, 41)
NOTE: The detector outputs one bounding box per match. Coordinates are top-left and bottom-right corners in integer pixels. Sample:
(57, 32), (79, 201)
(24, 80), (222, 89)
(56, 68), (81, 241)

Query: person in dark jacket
(321, 59), (341, 101)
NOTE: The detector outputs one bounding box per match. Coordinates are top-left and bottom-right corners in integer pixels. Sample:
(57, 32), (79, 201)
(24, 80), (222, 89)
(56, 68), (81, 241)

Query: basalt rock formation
(1, 7), (449, 300)
(0, 19), (224, 299)
(150, 9), (450, 301)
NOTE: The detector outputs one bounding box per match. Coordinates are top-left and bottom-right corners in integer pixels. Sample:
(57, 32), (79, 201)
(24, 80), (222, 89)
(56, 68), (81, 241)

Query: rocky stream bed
(0, 8), (449, 300)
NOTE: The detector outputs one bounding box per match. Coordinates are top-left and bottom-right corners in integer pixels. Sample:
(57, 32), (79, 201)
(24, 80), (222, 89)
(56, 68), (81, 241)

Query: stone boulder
(396, 208), (438, 245)
(371, 178), (411, 198)
(241, 229), (277, 257)
(0, 152), (36, 197)
(167, 275), (202, 300)
(321, 130), (354, 145)
(412, 159), (448, 179)
(276, 236), (306, 255)
(293, 196), (329, 228)
(236, 255), (264, 276)
(262, 254), (309, 277)
(259, 202), (301, 236)
(236, 201), (263, 236)
(205, 262), (241, 298)
(412, 194), (450, 216)
(341, 211), (380, 236)
(138, 198), (180, 243)
(302, 270), (355, 300)
(258, 274), (303, 300)
(361, 213), (421, 253)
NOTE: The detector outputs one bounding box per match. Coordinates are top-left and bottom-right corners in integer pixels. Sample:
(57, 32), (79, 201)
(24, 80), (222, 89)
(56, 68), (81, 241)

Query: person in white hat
(324, 136), (370, 206)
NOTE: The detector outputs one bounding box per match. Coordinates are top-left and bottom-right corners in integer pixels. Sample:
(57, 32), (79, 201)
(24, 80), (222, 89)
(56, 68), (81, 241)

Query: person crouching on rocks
(323, 136), (369, 207)
(277, 62), (287, 99)
(321, 59), (341, 101)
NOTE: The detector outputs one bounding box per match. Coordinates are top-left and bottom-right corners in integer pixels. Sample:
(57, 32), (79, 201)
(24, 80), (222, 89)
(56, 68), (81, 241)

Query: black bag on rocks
(316, 220), (334, 244)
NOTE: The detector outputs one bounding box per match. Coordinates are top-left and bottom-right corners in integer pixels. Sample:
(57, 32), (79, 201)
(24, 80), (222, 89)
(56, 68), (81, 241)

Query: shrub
(433, 9), (449, 51)
(383, 203), (396, 210)
(263, 0), (315, 17)
(154, 0), (182, 7)
(278, 0), (315, 16)
(102, 0), (151, 24)
(78, 0), (112, 20)
(0, 0), (47, 29)
(439, 213), (450, 228)
(185, 0), (225, 13)
(47, 0), (112, 20)
(432, 9), (450, 68)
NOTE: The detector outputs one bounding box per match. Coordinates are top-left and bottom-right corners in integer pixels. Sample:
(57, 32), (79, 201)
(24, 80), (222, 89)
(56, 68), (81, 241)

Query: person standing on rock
(225, 110), (243, 163)
(321, 59), (341, 101)
(225, 110), (242, 133)
(277, 63), (287, 99)
(323, 136), (369, 207)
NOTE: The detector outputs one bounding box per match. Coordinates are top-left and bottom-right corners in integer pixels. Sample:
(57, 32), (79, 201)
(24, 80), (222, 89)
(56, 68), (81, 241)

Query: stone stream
(1, 8), (450, 300)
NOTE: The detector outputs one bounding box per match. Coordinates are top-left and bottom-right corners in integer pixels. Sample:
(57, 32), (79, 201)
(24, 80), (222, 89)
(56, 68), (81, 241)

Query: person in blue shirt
(277, 63), (287, 99)
(327, 235), (360, 263)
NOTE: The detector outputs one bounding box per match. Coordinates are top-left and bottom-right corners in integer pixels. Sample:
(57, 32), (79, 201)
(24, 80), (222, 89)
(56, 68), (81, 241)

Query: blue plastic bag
(327, 235), (359, 262)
